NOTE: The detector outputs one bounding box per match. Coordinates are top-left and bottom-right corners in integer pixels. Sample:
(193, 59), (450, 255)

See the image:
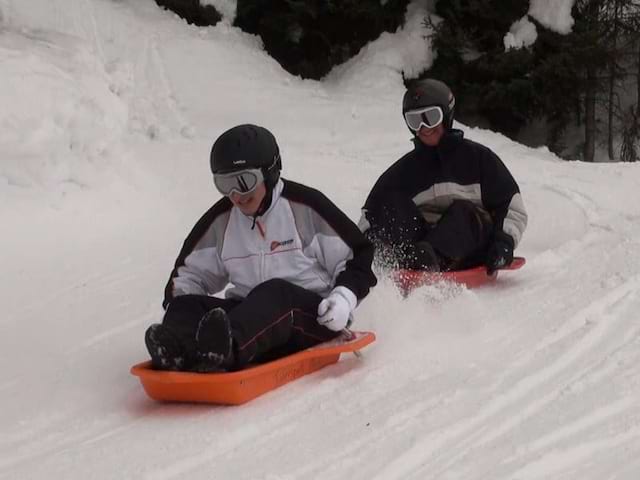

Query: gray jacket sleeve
(163, 200), (232, 309)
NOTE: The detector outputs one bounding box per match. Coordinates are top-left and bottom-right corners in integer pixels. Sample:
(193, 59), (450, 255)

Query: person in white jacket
(145, 124), (377, 372)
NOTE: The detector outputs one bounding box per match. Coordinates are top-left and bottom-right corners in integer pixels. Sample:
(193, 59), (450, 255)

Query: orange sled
(392, 256), (526, 295)
(131, 330), (375, 405)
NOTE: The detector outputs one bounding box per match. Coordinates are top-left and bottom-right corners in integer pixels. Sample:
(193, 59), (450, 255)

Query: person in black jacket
(359, 79), (527, 272)
(145, 125), (377, 372)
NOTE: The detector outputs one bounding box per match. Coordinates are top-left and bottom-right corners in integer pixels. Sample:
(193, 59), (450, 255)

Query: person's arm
(358, 186), (381, 238)
(478, 146), (527, 272)
(479, 147), (527, 248)
(316, 206), (377, 302)
(162, 200), (232, 309)
(358, 156), (408, 238)
(285, 181), (377, 331)
(283, 181), (377, 302)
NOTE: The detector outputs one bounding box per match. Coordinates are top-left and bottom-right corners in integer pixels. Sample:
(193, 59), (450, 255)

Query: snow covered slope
(2, 1), (640, 478)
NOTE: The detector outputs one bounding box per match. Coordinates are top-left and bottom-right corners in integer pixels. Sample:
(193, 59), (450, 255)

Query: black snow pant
(162, 278), (340, 369)
(367, 192), (493, 270)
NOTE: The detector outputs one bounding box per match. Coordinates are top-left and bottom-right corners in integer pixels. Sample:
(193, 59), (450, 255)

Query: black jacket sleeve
(476, 143), (528, 246)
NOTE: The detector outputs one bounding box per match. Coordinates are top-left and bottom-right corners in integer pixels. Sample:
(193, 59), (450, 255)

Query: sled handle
(343, 328), (363, 358)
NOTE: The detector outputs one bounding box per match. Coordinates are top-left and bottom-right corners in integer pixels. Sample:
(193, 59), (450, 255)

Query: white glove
(317, 286), (357, 332)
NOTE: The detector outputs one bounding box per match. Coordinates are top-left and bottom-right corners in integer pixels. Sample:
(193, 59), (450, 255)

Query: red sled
(130, 330), (375, 405)
(392, 256), (526, 296)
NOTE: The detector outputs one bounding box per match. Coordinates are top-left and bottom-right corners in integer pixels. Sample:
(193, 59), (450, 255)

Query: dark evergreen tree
(620, 106), (640, 161)
(434, 0), (529, 52)
(155, 0), (222, 26)
(427, 0), (640, 160)
(427, 0), (538, 138)
(235, 0), (409, 79)
(602, 0), (640, 160)
(619, 37), (640, 162)
(567, 0), (640, 161)
(527, 26), (586, 153)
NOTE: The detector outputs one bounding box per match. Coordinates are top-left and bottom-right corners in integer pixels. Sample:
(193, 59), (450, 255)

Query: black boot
(407, 241), (442, 271)
(145, 323), (187, 371)
(193, 308), (235, 372)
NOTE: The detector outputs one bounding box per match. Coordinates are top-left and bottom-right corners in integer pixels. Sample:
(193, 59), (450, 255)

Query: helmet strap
(249, 182), (274, 229)
(249, 153), (281, 229)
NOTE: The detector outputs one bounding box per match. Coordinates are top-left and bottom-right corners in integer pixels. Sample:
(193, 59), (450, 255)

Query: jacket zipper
(256, 219), (266, 282)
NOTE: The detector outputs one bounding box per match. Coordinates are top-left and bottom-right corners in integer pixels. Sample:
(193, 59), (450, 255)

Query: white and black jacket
(359, 130), (528, 247)
(163, 179), (377, 308)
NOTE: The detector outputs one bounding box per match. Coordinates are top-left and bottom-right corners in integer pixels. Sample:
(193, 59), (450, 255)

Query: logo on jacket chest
(270, 239), (294, 252)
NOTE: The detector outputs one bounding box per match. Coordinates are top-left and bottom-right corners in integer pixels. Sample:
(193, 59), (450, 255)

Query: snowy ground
(2, 1), (640, 479)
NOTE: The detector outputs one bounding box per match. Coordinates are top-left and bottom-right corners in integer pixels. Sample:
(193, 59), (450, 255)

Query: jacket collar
(237, 178), (284, 222)
(412, 128), (464, 154)
(262, 179), (284, 217)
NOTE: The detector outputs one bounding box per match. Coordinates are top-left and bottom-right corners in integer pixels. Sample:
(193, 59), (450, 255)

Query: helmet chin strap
(250, 183), (274, 230)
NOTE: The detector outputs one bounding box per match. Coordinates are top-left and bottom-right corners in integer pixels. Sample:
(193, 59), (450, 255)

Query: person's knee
(448, 201), (492, 227)
(249, 278), (294, 296)
(166, 294), (204, 313)
(163, 295), (215, 331)
(447, 199), (477, 216)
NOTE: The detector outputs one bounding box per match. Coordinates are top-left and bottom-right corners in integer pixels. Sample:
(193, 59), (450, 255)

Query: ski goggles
(213, 168), (265, 196)
(404, 106), (444, 131)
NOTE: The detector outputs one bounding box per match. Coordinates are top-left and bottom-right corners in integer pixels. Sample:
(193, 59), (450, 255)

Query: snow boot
(408, 241), (442, 271)
(193, 308), (235, 372)
(145, 323), (187, 371)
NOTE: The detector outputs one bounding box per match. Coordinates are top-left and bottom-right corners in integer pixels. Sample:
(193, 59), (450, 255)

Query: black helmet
(402, 79), (456, 129)
(210, 124), (282, 190)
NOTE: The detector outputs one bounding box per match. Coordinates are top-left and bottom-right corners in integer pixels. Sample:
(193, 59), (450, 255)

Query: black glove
(485, 231), (514, 274)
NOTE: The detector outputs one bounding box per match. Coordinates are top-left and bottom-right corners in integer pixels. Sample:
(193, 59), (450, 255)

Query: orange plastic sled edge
(131, 330), (376, 405)
(392, 256), (526, 295)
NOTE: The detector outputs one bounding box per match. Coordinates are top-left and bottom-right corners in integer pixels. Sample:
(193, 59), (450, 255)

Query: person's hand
(485, 232), (514, 274)
(317, 286), (357, 332)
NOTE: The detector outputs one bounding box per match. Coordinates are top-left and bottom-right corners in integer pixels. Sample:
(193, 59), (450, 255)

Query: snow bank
(324, 0), (433, 89)
(529, 0), (576, 34)
(0, 29), (127, 187)
(504, 15), (538, 50)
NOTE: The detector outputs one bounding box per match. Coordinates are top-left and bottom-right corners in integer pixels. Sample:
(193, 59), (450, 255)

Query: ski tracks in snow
(126, 34), (192, 141)
(390, 277), (640, 479)
(18, 166), (636, 480)
(358, 175), (640, 478)
(4, 4), (640, 477)
(238, 172), (640, 480)
(67, 0), (194, 141)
